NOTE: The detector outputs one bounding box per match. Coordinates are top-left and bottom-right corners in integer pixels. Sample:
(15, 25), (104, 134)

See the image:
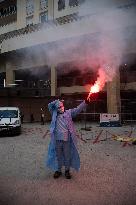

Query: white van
(0, 107), (21, 135)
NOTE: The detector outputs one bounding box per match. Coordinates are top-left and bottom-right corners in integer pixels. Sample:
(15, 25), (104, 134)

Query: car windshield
(0, 110), (18, 118)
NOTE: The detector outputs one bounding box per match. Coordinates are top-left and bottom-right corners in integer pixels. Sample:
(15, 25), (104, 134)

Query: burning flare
(87, 83), (100, 100)
(87, 68), (106, 100)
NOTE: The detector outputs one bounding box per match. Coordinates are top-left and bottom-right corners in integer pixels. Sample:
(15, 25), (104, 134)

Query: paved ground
(0, 122), (136, 205)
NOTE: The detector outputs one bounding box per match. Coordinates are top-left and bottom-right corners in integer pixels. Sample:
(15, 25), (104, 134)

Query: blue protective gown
(46, 100), (87, 171)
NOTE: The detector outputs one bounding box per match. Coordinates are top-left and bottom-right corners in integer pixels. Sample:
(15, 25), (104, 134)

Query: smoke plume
(14, 0), (136, 89)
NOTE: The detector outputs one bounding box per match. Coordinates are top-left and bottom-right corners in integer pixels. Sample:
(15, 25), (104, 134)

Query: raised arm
(70, 101), (87, 118)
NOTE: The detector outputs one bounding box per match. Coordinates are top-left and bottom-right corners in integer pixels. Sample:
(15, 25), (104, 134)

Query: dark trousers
(55, 140), (70, 171)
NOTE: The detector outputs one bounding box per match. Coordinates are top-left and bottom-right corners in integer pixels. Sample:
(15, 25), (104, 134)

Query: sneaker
(53, 171), (62, 179)
(65, 170), (71, 179)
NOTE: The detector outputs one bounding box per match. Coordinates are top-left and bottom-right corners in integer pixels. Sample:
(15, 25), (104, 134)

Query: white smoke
(47, 0), (135, 79)
(16, 0), (136, 84)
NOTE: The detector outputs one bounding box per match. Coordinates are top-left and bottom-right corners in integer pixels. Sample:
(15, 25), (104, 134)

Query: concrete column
(6, 63), (15, 87)
(33, 0), (40, 24)
(48, 0), (54, 20)
(51, 65), (57, 96)
(107, 70), (121, 114)
(17, 0), (26, 29)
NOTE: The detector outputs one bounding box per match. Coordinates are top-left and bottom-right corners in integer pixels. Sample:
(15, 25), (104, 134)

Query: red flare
(87, 83), (100, 100)
(90, 83), (100, 93)
(87, 68), (106, 100)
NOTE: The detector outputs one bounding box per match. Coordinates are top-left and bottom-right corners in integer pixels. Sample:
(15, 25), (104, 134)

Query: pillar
(48, 0), (54, 20)
(17, 0), (26, 29)
(51, 65), (57, 96)
(107, 70), (121, 114)
(6, 63), (15, 87)
(33, 0), (40, 24)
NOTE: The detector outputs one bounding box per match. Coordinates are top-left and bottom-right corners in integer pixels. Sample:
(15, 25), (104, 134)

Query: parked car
(0, 107), (21, 135)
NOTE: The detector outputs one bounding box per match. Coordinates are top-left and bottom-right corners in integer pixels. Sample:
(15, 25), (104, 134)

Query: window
(0, 5), (17, 17)
(58, 0), (65, 11)
(69, 0), (79, 7)
(26, 0), (34, 16)
(40, 0), (48, 10)
(0, 110), (18, 118)
(40, 11), (48, 23)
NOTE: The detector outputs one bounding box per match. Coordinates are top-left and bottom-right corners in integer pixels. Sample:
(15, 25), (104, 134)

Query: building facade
(0, 0), (136, 122)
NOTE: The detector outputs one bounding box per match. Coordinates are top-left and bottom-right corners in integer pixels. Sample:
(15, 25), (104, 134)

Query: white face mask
(58, 102), (64, 113)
